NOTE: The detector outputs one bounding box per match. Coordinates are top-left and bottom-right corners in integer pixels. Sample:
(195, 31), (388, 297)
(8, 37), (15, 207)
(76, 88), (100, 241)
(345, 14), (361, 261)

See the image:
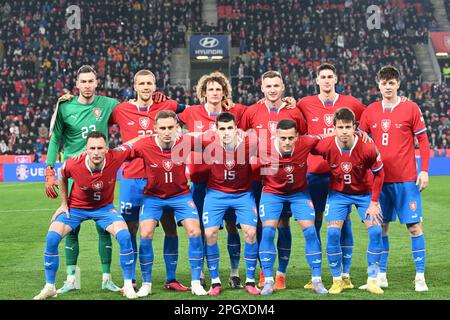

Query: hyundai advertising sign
(190, 35), (229, 58)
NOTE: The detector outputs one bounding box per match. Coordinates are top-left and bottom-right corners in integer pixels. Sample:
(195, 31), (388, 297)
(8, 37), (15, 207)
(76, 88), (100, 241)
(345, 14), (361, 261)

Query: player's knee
(327, 227), (341, 245)
(46, 231), (62, 251)
(262, 225), (276, 241)
(407, 223), (422, 236)
(115, 229), (132, 248)
(205, 228), (218, 241)
(140, 228), (155, 239)
(244, 228), (257, 243)
(186, 227), (202, 238)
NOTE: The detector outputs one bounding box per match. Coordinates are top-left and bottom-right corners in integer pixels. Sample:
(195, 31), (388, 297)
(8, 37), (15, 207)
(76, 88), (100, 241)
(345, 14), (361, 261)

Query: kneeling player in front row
(34, 132), (141, 300)
(312, 108), (385, 295)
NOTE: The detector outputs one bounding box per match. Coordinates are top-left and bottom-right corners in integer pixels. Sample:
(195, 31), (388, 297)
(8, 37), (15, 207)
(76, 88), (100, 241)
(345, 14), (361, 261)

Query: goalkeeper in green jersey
(45, 65), (121, 293)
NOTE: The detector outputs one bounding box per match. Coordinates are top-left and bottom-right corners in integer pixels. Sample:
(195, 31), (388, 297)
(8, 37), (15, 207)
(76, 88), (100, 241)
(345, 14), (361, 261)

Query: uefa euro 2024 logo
(16, 164), (29, 181)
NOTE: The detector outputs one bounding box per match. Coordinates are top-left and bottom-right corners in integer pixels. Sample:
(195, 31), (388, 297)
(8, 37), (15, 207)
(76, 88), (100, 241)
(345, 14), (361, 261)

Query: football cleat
(208, 283), (222, 296)
(191, 281), (208, 296)
(366, 279), (384, 294)
(164, 280), (190, 291)
(123, 284), (139, 299)
(312, 280), (328, 294)
(200, 276), (207, 289)
(414, 276), (429, 292)
(378, 273), (389, 288)
(33, 284), (57, 300)
(102, 278), (120, 292)
(328, 279), (345, 295)
(274, 274), (286, 290)
(304, 280), (313, 289)
(258, 271), (265, 288)
(57, 266), (81, 294)
(136, 283), (152, 297)
(342, 276), (354, 289)
(228, 276), (243, 289)
(260, 280), (274, 296)
(245, 282), (261, 295)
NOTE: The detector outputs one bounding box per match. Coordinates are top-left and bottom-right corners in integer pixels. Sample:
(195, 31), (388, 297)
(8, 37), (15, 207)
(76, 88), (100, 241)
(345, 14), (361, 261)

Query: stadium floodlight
(211, 56), (224, 60)
(196, 56), (209, 60)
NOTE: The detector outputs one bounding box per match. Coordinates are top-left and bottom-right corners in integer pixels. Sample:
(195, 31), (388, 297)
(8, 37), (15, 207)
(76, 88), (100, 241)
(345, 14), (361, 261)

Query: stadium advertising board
(190, 35), (229, 58)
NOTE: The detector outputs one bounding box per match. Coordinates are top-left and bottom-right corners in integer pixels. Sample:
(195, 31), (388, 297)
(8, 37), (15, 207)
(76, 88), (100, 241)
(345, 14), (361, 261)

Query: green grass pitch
(0, 176), (449, 300)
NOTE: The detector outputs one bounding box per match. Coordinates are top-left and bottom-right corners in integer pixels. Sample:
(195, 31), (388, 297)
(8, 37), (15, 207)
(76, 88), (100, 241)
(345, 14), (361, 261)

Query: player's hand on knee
(283, 96), (297, 109)
(416, 171), (429, 192)
(45, 166), (59, 199)
(366, 201), (382, 226)
(152, 91), (167, 103)
(51, 205), (69, 223)
(58, 92), (74, 102)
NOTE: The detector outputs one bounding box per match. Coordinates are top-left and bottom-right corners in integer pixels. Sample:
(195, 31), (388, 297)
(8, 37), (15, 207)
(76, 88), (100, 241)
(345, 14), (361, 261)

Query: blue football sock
(188, 236), (203, 281)
(163, 236), (178, 282)
(411, 234), (426, 273)
(116, 229), (133, 281)
(130, 233), (137, 281)
(244, 241), (258, 280)
(259, 226), (276, 279)
(367, 226), (382, 278)
(341, 219), (354, 275)
(276, 226), (292, 274)
(379, 235), (389, 273)
(206, 242), (220, 280)
(303, 226), (322, 278)
(326, 227), (342, 278)
(139, 238), (154, 283)
(227, 232), (241, 270)
(44, 231), (62, 285)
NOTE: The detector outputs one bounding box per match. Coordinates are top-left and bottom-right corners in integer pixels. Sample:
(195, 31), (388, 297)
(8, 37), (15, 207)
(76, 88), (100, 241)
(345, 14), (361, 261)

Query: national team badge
(324, 114), (334, 127)
(162, 159), (173, 171)
(268, 121), (278, 134)
(410, 201), (417, 212)
(188, 201), (196, 209)
(92, 181), (104, 191)
(381, 119), (391, 132)
(284, 164), (294, 173)
(16, 164), (29, 181)
(341, 162), (352, 174)
(209, 122), (216, 130)
(93, 108), (102, 120)
(139, 117), (150, 130)
(225, 159), (235, 170)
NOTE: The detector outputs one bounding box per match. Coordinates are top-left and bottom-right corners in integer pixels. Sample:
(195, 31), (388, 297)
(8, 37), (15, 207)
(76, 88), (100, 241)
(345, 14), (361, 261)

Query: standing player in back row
(358, 66), (430, 292)
(296, 63), (366, 289)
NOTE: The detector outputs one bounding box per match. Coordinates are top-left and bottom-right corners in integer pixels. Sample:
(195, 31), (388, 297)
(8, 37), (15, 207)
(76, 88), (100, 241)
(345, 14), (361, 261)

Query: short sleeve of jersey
(358, 109), (370, 133)
(296, 116), (308, 135)
(238, 107), (253, 131)
(177, 107), (190, 125)
(411, 102), (427, 135)
(302, 134), (322, 151)
(311, 138), (328, 156)
(129, 137), (145, 160)
(60, 161), (71, 179)
(112, 144), (132, 162)
(349, 96), (366, 121)
(163, 99), (178, 112)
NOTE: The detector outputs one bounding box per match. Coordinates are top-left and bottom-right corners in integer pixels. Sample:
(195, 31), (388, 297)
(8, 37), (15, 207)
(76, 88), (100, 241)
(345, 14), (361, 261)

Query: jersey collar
(204, 103), (222, 117)
(264, 100), (287, 114)
(335, 135), (358, 156)
(130, 100), (154, 113)
(382, 96), (401, 112)
(318, 93), (339, 108)
(154, 134), (177, 151)
(85, 154), (106, 175)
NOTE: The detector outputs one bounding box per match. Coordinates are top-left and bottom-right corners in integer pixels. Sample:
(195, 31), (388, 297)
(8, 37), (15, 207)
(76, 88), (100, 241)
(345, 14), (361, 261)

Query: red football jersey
(239, 101), (307, 142)
(109, 100), (178, 179)
(297, 94), (366, 174)
(359, 100), (426, 183)
(204, 135), (257, 193)
(62, 146), (132, 209)
(130, 135), (194, 199)
(177, 103), (247, 183)
(312, 136), (384, 195)
(259, 135), (321, 194)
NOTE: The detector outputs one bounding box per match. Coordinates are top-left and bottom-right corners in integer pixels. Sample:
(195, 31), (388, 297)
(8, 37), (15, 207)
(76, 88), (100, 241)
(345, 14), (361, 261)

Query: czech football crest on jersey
(410, 201), (417, 212)
(93, 108), (102, 121)
(268, 121), (278, 135)
(139, 117), (150, 130)
(224, 159), (235, 170)
(284, 164), (294, 174)
(324, 114), (334, 127)
(162, 159), (173, 171)
(381, 119), (391, 132)
(341, 162), (352, 174)
(92, 181), (104, 191)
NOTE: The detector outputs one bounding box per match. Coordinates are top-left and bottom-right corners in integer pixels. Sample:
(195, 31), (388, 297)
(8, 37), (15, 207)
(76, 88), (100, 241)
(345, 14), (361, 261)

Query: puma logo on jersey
(312, 117), (319, 122)
(256, 124), (263, 129)
(127, 121), (135, 126)
(70, 115), (78, 120)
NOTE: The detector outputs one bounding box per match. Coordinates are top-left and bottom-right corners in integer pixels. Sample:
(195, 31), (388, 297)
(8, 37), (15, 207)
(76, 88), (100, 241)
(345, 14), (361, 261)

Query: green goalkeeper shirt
(46, 95), (119, 167)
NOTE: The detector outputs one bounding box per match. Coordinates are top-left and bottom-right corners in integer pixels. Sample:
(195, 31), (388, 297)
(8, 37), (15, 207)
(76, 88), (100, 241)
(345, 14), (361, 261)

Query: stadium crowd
(0, 0), (449, 156)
